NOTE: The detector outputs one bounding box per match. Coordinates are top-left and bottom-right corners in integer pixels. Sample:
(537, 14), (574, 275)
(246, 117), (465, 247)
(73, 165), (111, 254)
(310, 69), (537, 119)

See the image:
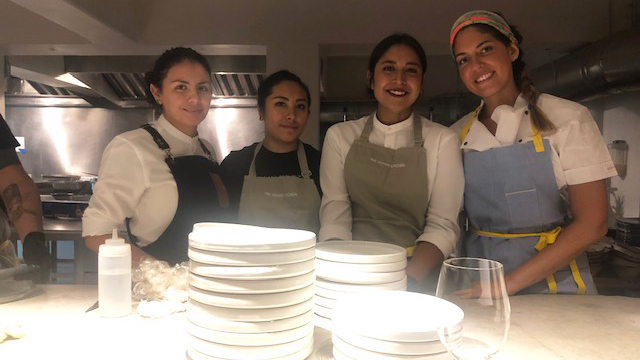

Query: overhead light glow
(55, 73), (91, 89)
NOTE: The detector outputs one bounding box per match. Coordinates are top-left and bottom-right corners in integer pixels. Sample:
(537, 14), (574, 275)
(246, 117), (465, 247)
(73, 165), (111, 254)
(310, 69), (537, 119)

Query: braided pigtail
(519, 69), (555, 133)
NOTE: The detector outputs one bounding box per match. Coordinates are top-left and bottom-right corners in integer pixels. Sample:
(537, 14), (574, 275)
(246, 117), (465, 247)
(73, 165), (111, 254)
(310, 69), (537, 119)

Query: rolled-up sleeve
(557, 108), (617, 185)
(319, 125), (353, 241)
(82, 137), (147, 237)
(416, 130), (464, 258)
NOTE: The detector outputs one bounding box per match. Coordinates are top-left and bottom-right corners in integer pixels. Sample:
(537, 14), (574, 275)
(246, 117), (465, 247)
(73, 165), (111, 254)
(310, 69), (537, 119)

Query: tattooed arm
(0, 148), (50, 282)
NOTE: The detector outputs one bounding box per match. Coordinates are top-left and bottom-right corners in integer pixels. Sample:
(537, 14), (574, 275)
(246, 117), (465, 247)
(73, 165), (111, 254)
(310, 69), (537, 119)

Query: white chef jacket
(450, 93), (617, 193)
(319, 113), (464, 258)
(82, 115), (217, 246)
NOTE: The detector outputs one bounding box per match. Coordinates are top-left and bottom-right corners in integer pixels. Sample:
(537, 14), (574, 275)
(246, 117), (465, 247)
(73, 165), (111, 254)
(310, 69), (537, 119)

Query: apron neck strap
(141, 124), (174, 161)
(249, 141), (311, 178)
(459, 104), (545, 152)
(197, 139), (216, 162)
(361, 113), (422, 148)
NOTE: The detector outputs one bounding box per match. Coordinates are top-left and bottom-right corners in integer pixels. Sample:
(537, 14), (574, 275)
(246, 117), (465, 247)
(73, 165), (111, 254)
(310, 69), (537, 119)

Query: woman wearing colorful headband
(320, 33), (464, 289)
(449, 10), (616, 295)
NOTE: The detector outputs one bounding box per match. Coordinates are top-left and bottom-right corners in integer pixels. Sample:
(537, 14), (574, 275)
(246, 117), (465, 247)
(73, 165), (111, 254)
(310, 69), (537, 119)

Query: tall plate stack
(331, 290), (464, 360)
(186, 223), (316, 360)
(314, 241), (407, 330)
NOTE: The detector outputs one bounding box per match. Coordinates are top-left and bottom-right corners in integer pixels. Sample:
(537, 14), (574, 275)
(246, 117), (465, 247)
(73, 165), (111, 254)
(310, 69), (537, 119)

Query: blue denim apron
(459, 109), (595, 294)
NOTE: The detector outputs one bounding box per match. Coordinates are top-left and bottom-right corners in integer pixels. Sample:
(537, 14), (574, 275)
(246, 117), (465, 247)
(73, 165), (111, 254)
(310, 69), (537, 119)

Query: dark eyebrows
(380, 60), (420, 67)
(454, 40), (493, 59)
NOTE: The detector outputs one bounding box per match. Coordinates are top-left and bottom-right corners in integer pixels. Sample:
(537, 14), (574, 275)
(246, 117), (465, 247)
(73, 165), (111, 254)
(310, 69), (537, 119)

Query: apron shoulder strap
(141, 124), (175, 161)
(247, 142), (262, 177)
(359, 114), (376, 141)
(412, 114), (423, 147)
(296, 142), (312, 179)
(197, 139), (217, 163)
(459, 105), (482, 143)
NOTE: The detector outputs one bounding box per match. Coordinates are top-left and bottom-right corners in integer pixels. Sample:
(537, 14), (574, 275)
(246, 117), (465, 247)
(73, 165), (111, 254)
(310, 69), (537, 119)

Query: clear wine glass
(435, 257), (511, 360)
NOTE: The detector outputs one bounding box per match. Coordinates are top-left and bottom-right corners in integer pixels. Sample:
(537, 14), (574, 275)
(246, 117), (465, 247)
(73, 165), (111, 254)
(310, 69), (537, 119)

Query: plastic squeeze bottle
(98, 229), (132, 317)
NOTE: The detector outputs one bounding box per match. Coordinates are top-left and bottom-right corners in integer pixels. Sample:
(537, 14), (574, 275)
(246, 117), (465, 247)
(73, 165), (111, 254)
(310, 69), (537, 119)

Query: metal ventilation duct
(530, 30), (640, 100)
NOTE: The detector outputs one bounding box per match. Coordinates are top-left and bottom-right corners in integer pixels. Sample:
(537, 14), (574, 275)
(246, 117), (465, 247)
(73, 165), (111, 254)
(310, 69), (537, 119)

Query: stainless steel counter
(1, 285), (639, 360)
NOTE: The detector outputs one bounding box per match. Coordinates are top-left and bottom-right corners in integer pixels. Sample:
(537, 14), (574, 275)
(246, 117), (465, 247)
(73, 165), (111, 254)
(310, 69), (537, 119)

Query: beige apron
(344, 113), (429, 249)
(238, 142), (321, 233)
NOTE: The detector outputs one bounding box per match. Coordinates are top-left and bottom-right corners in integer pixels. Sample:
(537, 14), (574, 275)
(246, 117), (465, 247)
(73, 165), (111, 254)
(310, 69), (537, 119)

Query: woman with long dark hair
(449, 10), (617, 294)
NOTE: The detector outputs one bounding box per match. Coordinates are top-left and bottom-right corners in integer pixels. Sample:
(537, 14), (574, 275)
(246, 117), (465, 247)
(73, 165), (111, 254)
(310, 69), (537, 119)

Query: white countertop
(1, 285), (639, 360)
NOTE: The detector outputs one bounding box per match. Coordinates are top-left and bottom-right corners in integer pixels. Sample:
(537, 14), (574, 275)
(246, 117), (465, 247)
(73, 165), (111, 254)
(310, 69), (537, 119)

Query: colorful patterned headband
(449, 10), (518, 47)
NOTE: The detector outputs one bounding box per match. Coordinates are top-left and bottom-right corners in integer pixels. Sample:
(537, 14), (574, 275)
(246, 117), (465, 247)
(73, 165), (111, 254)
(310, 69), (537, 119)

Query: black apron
(127, 125), (228, 265)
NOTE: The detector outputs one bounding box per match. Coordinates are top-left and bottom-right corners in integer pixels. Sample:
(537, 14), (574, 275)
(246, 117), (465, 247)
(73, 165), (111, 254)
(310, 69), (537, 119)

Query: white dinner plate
(316, 276), (407, 293)
(189, 258), (315, 279)
(316, 241), (406, 264)
(317, 268), (406, 284)
(332, 335), (452, 360)
(188, 247), (315, 266)
(189, 284), (315, 309)
(187, 320), (314, 346)
(313, 314), (333, 332)
(187, 309), (314, 334)
(187, 297), (314, 322)
(187, 332), (313, 359)
(315, 284), (406, 301)
(316, 258), (407, 273)
(313, 302), (334, 320)
(334, 329), (458, 355)
(189, 270), (315, 294)
(332, 290), (464, 342)
(190, 223), (316, 253)
(187, 340), (314, 360)
(314, 294), (337, 309)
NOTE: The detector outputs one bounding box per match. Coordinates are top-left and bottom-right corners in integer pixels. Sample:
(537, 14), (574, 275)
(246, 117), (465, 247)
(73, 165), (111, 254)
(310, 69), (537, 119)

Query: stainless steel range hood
(7, 55), (266, 108)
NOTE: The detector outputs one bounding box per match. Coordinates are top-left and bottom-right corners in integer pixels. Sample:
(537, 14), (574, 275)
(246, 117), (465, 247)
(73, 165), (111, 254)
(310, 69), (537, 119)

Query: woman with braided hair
(449, 10), (617, 295)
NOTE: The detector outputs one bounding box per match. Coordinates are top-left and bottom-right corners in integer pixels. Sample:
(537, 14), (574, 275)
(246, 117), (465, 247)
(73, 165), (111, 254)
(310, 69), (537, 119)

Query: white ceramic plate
(317, 268), (406, 285)
(189, 284), (315, 309)
(332, 335), (452, 360)
(190, 223), (316, 253)
(313, 314), (333, 332)
(314, 294), (337, 309)
(188, 247), (315, 266)
(189, 270), (315, 294)
(313, 302), (334, 319)
(187, 309), (314, 334)
(187, 297), (314, 322)
(316, 258), (407, 273)
(316, 241), (406, 264)
(187, 332), (313, 359)
(315, 284), (406, 301)
(332, 290), (464, 342)
(187, 320), (314, 346)
(316, 276), (407, 293)
(187, 340), (314, 360)
(334, 329), (457, 355)
(189, 258), (315, 279)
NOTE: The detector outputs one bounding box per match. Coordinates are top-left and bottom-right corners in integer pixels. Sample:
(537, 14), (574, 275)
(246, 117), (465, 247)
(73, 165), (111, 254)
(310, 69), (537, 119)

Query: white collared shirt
(319, 113), (464, 258)
(82, 115), (216, 246)
(450, 94), (617, 189)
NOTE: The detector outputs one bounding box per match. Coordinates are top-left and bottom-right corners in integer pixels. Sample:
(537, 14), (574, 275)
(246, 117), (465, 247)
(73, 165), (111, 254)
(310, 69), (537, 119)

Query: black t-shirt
(220, 142), (322, 218)
(0, 113), (20, 170)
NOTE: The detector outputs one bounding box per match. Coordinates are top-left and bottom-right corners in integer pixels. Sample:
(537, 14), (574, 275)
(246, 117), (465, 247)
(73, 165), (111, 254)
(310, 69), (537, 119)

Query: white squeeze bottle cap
(98, 229), (132, 318)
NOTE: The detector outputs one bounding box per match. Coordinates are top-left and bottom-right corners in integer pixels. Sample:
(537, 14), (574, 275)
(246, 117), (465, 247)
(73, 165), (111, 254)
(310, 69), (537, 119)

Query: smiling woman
(319, 34), (465, 292)
(220, 70), (322, 234)
(82, 47), (229, 266)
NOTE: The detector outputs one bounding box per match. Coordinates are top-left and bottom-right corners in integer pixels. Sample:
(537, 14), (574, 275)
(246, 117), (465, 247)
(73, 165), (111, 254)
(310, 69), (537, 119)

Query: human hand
(21, 232), (51, 283)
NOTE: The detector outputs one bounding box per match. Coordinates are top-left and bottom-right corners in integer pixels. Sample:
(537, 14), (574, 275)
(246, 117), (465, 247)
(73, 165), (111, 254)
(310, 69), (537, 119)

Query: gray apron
(238, 142), (321, 233)
(461, 116), (595, 294)
(344, 113), (428, 250)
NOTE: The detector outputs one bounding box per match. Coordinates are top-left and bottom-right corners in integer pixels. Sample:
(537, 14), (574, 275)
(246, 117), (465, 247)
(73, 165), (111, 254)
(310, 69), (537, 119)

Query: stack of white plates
(331, 290), (464, 360)
(186, 223), (316, 360)
(314, 241), (408, 330)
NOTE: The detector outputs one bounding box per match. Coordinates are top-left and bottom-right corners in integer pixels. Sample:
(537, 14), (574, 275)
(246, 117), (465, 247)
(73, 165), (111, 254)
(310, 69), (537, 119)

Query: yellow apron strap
(459, 105), (482, 143)
(406, 246), (415, 257)
(530, 120), (545, 153)
(471, 226), (585, 294)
